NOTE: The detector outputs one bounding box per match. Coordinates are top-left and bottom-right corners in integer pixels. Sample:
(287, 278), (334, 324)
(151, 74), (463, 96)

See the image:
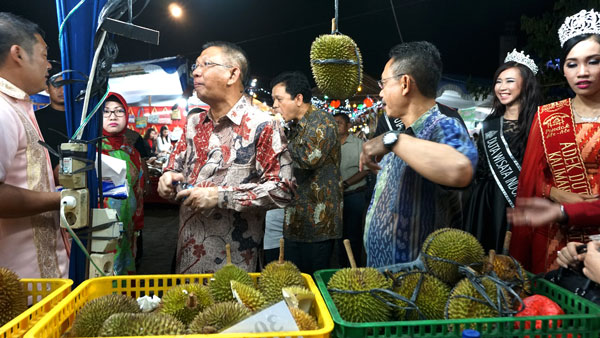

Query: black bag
(544, 267), (600, 304)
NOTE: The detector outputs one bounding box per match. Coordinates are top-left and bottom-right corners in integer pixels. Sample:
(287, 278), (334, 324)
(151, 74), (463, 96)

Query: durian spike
(226, 243), (232, 265)
(502, 231), (512, 255)
(343, 239), (357, 269)
(278, 238), (285, 264)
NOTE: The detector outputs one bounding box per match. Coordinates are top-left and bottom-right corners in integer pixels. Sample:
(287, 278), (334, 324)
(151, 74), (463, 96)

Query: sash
(538, 99), (592, 194)
(481, 117), (521, 207)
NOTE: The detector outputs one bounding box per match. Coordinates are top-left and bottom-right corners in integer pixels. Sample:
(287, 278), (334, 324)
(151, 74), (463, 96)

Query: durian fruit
(188, 301), (251, 334)
(97, 312), (186, 336)
(310, 33), (363, 99)
(68, 294), (141, 337)
(483, 250), (531, 307)
(421, 228), (485, 285)
(0, 267), (27, 326)
(230, 280), (265, 312)
(208, 244), (253, 302)
(446, 274), (511, 321)
(289, 307), (319, 330)
(158, 283), (213, 325)
(259, 239), (304, 305)
(391, 271), (450, 320)
(282, 286), (315, 313)
(327, 240), (393, 323)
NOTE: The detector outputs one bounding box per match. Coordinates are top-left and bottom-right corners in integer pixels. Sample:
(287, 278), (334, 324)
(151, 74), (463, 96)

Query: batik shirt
(364, 104), (477, 267)
(165, 95), (294, 273)
(283, 107), (343, 242)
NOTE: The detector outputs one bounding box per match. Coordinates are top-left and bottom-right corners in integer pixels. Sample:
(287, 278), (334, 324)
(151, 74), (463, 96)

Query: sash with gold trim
(538, 98), (592, 194)
(481, 117), (521, 207)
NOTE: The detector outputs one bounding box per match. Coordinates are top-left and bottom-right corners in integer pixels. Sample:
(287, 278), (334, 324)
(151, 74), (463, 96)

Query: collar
(405, 104), (439, 135)
(203, 95), (249, 126)
(0, 77), (29, 101)
(296, 105), (315, 128)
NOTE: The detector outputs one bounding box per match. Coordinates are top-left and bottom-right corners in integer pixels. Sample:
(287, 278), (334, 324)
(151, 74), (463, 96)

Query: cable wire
(60, 203), (106, 276)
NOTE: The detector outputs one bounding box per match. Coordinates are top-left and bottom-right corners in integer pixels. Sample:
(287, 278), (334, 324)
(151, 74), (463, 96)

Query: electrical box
(90, 208), (121, 253)
(60, 189), (89, 229)
(89, 253), (115, 278)
(59, 142), (88, 189)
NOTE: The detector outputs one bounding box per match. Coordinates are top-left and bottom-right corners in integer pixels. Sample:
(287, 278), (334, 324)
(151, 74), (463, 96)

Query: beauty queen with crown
(511, 9), (600, 274)
(464, 49), (541, 253)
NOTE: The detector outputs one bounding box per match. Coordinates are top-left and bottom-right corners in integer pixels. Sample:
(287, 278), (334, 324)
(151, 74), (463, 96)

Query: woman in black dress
(465, 50), (541, 252)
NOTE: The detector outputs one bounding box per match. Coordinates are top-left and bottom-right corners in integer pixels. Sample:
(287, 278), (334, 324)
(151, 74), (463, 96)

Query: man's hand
(583, 241), (600, 284)
(359, 135), (388, 172)
(157, 171), (185, 199)
(177, 187), (218, 211)
(507, 197), (563, 227)
(556, 241), (585, 269)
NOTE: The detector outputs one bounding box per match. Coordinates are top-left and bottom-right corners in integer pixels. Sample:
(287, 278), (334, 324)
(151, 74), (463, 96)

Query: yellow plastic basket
(26, 273), (333, 338)
(1, 278), (73, 338)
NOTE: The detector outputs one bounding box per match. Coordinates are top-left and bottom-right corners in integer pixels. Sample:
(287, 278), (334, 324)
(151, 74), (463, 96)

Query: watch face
(383, 131), (397, 146)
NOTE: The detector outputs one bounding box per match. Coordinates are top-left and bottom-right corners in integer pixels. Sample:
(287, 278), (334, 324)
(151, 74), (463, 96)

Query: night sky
(3, 0), (555, 88)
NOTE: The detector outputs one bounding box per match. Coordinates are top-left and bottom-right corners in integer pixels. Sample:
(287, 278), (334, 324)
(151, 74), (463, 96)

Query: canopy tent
(108, 56), (191, 107)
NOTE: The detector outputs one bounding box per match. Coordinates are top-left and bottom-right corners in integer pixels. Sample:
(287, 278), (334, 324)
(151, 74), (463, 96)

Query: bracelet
(559, 204), (569, 225)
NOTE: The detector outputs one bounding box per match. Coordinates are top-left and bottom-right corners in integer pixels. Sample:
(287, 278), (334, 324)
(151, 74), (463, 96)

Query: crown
(504, 49), (538, 75)
(558, 9), (600, 48)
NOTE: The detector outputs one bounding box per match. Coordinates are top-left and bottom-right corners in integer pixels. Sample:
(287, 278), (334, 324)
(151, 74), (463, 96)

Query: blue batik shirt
(364, 104), (478, 267)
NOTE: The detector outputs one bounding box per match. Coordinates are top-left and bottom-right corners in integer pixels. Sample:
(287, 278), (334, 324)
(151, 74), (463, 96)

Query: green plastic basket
(314, 269), (600, 338)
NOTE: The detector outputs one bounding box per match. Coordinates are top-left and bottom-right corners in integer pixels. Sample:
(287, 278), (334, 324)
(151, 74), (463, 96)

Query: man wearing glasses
(361, 42), (477, 267)
(158, 41), (294, 273)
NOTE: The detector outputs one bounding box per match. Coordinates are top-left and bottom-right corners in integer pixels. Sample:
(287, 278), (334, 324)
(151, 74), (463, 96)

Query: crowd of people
(1, 8), (600, 290)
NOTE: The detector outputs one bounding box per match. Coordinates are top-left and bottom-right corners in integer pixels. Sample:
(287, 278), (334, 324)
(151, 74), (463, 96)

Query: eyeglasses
(191, 61), (234, 72)
(377, 73), (405, 89)
(103, 108), (126, 117)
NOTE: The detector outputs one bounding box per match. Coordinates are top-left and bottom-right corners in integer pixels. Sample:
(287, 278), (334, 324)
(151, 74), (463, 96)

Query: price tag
(221, 301), (299, 334)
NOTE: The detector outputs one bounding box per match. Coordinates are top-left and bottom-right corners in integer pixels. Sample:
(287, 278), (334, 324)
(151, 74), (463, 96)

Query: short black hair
(46, 60), (61, 85)
(0, 12), (44, 65)
(270, 71), (312, 103)
(202, 41), (250, 86)
(333, 113), (350, 124)
(388, 41), (442, 98)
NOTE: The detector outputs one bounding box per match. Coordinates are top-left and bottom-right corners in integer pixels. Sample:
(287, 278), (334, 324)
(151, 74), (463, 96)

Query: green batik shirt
(283, 107), (343, 242)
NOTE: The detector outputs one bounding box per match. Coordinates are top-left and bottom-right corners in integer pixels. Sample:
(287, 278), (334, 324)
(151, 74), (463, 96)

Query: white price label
(221, 301), (299, 334)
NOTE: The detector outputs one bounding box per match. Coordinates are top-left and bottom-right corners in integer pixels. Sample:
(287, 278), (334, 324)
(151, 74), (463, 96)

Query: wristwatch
(382, 130), (401, 150)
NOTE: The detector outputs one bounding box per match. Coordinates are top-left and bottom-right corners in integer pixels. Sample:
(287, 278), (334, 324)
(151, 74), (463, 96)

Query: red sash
(538, 98), (592, 194)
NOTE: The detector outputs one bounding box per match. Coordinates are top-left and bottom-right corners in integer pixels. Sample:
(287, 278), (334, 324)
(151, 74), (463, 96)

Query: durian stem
(489, 249), (496, 265)
(331, 18), (336, 34)
(502, 231), (512, 255)
(226, 243), (232, 265)
(343, 239), (357, 269)
(279, 238), (285, 264)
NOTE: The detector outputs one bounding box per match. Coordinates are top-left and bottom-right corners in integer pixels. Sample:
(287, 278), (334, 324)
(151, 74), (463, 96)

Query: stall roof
(108, 56), (191, 107)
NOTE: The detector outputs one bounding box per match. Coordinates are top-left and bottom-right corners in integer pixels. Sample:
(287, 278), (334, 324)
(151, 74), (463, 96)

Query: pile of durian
(0, 267), (28, 327)
(64, 242), (319, 337)
(328, 228), (532, 323)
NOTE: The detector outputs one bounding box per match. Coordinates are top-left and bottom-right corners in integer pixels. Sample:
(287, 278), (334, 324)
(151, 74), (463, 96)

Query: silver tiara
(504, 49), (538, 75)
(558, 9), (600, 48)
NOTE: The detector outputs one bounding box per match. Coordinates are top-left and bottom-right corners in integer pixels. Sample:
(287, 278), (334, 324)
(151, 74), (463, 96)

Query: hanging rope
(390, 0), (404, 42)
(333, 0), (339, 34)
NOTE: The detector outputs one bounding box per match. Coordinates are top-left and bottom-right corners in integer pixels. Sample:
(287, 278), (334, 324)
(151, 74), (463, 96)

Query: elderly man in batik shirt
(271, 71), (342, 275)
(0, 13), (69, 278)
(158, 42), (294, 273)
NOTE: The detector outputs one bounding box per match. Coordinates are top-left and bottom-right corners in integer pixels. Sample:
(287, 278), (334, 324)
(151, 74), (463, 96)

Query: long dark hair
(159, 125), (169, 143)
(143, 127), (155, 140)
(485, 62), (541, 161)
